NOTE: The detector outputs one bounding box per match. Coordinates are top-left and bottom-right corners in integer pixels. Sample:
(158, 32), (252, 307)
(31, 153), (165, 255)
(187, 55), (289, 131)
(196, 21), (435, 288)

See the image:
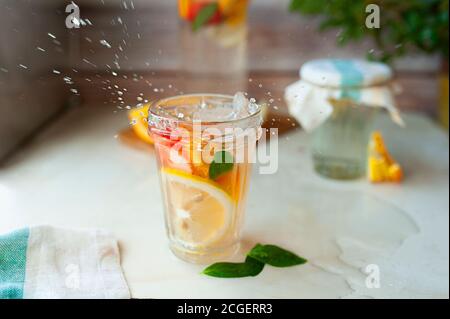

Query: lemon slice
(161, 168), (233, 248)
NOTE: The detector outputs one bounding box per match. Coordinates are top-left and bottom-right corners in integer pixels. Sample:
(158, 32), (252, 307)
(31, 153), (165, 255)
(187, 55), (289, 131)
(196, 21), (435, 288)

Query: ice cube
(231, 92), (250, 119)
(233, 92), (248, 112)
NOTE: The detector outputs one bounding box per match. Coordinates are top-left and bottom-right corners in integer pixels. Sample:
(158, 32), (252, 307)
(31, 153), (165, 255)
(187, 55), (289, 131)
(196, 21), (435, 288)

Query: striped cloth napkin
(0, 226), (130, 299)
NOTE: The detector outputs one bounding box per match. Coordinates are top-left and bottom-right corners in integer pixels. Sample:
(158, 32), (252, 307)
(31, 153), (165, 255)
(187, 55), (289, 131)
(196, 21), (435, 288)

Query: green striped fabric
(331, 59), (364, 101)
(0, 228), (29, 299)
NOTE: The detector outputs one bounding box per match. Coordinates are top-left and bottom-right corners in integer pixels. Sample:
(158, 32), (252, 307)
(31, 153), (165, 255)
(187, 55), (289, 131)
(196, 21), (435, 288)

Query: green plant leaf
(202, 256), (265, 278)
(288, 0), (450, 62)
(209, 151), (234, 180)
(289, 0), (327, 14)
(192, 3), (219, 32)
(248, 244), (308, 268)
(201, 244), (307, 278)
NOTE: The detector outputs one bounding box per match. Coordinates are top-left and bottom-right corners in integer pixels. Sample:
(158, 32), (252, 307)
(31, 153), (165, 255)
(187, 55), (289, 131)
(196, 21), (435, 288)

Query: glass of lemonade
(148, 94), (262, 264)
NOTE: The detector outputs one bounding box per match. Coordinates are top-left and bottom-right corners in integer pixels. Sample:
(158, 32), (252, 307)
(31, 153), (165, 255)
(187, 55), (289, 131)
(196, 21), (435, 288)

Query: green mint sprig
(209, 150), (234, 180)
(202, 256), (264, 278)
(248, 244), (308, 267)
(202, 244), (307, 278)
(192, 3), (219, 32)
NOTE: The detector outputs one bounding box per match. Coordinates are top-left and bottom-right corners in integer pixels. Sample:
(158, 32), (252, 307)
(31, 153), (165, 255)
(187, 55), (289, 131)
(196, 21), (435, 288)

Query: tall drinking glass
(178, 0), (249, 94)
(148, 94), (261, 264)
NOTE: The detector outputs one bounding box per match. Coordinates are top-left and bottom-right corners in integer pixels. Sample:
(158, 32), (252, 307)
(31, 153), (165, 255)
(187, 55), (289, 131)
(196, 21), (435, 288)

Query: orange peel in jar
(368, 131), (403, 183)
(215, 168), (242, 201)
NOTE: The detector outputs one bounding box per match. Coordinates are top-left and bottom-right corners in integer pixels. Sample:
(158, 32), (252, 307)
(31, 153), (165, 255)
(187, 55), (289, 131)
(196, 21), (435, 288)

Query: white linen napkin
(22, 226), (130, 299)
(285, 80), (405, 132)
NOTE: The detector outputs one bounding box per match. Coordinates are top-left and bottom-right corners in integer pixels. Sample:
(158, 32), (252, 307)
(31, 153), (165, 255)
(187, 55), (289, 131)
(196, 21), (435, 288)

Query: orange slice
(368, 131), (403, 183)
(128, 105), (153, 144)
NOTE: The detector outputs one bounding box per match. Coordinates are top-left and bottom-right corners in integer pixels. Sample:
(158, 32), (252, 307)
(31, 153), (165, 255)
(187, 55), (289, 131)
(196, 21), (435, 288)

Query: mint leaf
(209, 151), (234, 180)
(192, 3), (219, 32)
(248, 244), (308, 268)
(201, 244), (307, 278)
(202, 256), (264, 278)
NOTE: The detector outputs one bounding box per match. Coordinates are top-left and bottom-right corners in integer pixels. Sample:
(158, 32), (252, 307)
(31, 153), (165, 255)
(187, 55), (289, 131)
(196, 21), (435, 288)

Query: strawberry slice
(152, 128), (193, 174)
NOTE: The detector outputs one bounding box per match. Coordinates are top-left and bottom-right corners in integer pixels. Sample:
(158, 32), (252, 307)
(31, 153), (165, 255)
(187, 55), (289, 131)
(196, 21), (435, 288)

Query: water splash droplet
(100, 39), (112, 48)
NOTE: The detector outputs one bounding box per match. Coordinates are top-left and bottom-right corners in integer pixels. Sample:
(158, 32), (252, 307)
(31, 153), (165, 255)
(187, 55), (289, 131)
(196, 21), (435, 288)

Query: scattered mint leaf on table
(209, 150), (234, 180)
(202, 256), (264, 278)
(248, 244), (308, 267)
(192, 3), (219, 32)
(202, 244), (307, 278)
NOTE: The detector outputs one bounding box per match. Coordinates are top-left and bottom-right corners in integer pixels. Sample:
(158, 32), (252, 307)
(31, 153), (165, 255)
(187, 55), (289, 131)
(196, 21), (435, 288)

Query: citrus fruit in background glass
(177, 0), (249, 95)
(178, 0), (249, 28)
(148, 94), (261, 264)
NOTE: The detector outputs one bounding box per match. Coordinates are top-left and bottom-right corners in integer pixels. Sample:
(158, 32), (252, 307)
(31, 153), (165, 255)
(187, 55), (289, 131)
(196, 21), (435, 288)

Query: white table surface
(1, 105), (448, 299)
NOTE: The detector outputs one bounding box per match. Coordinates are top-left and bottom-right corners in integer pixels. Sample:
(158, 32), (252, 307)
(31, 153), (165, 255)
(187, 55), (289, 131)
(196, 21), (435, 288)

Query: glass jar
(285, 59), (400, 180)
(311, 100), (377, 179)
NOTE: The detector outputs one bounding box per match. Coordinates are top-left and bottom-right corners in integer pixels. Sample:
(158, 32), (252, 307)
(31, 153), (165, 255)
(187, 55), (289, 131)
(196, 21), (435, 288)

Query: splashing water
(152, 92), (260, 123)
(100, 40), (112, 48)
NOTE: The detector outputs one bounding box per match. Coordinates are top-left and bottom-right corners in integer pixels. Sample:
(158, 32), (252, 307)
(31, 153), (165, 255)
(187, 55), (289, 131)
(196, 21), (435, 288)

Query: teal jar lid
(300, 59), (392, 89)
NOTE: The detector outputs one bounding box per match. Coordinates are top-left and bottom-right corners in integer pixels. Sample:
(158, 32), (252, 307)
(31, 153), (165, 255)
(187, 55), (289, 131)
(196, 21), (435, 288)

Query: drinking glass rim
(148, 93), (262, 127)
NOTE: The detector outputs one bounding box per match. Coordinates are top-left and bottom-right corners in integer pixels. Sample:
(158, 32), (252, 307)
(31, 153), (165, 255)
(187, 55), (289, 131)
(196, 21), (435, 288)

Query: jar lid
(300, 59), (392, 88)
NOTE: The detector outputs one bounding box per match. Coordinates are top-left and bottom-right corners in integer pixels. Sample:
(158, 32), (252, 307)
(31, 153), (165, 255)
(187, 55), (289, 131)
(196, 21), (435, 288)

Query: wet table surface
(0, 106), (448, 298)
